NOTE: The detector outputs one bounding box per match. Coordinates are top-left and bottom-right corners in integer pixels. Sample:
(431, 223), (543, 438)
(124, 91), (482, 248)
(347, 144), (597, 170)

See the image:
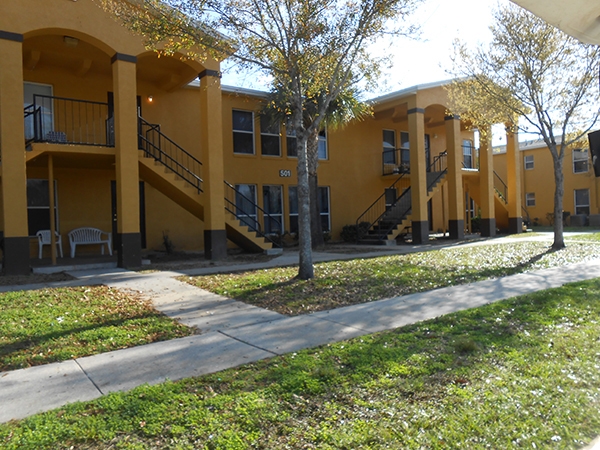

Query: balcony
(24, 95), (113, 148)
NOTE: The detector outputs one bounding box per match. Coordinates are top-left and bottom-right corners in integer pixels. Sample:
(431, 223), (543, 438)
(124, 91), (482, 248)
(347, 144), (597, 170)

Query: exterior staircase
(137, 117), (279, 253)
(357, 154), (448, 245)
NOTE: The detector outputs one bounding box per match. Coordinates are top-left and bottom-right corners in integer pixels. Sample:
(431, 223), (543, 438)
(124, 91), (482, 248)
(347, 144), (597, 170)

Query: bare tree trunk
(552, 153), (565, 250)
(307, 129), (324, 249)
(296, 133), (314, 279)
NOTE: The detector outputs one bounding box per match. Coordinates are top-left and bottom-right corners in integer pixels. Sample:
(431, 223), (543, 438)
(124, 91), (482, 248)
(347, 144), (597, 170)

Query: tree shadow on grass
(0, 311), (188, 371)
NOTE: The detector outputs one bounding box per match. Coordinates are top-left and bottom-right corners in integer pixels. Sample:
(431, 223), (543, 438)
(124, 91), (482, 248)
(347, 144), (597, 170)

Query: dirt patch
(0, 271), (76, 287)
(138, 250), (277, 272)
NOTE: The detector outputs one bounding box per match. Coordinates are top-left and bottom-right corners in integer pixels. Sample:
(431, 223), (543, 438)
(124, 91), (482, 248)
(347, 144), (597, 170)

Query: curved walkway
(1, 233), (600, 440)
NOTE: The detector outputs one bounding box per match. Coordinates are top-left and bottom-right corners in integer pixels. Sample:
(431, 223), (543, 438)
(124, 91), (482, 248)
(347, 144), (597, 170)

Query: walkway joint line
(74, 359), (105, 396)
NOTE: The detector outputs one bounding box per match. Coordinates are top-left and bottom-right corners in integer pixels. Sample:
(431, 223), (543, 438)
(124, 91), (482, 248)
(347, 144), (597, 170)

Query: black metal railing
(357, 152), (448, 242)
(382, 147), (410, 176)
(223, 181), (282, 247)
(24, 94), (113, 146)
(494, 171), (508, 203)
(355, 172), (411, 241)
(138, 116), (203, 192)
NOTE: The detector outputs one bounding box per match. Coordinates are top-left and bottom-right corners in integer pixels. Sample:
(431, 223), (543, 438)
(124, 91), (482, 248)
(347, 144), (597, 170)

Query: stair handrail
(138, 116), (203, 192)
(493, 171), (508, 203)
(355, 171), (409, 237)
(375, 152), (448, 240)
(223, 181), (282, 247)
(355, 152), (448, 243)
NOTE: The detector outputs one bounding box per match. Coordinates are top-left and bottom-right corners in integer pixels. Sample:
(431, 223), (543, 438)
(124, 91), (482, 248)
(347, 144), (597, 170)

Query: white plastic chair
(36, 230), (64, 259)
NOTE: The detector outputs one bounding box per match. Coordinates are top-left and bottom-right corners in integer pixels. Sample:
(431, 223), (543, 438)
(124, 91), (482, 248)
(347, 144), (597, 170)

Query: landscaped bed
(182, 240), (600, 315)
(1, 278), (599, 449)
(0, 285), (192, 371)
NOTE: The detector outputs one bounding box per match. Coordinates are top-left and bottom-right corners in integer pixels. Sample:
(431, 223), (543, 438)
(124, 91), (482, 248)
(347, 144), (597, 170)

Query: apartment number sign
(279, 169), (292, 177)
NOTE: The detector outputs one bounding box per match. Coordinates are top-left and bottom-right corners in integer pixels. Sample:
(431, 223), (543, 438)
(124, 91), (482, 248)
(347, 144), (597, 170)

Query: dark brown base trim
(481, 218), (496, 237)
(117, 233), (142, 268)
(411, 221), (429, 244)
(3, 236), (30, 275)
(508, 217), (523, 234)
(449, 220), (465, 240)
(204, 229), (227, 260)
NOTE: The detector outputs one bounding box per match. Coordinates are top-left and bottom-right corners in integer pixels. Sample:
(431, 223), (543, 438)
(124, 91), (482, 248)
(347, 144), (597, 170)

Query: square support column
(112, 53), (141, 268)
(506, 124), (522, 233)
(408, 106), (429, 244)
(0, 32), (30, 275)
(199, 69), (227, 260)
(479, 127), (496, 237)
(445, 115), (464, 239)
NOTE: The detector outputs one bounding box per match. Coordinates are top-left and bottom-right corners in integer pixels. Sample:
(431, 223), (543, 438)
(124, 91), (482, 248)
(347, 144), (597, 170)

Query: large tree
(261, 86), (370, 249)
(448, 3), (600, 250)
(99, 0), (421, 279)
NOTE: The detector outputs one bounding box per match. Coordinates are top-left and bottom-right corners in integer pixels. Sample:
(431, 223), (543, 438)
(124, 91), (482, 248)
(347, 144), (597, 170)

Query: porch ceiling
(23, 34), (199, 91)
(23, 34), (112, 76)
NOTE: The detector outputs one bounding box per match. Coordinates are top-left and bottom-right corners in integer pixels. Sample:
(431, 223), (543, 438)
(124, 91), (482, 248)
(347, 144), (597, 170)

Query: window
(573, 148), (589, 174)
(286, 126), (327, 160)
(400, 132), (410, 166)
(318, 186), (331, 231)
(232, 110), (254, 154)
(260, 116), (280, 156)
(574, 188), (590, 215)
(288, 186), (298, 233)
(383, 130), (396, 165)
(463, 139), (473, 168)
(27, 179), (58, 237)
(525, 192), (536, 207)
(288, 186), (330, 233)
(234, 184), (258, 229)
(318, 129), (328, 160)
(524, 155), (534, 170)
(262, 185), (283, 234)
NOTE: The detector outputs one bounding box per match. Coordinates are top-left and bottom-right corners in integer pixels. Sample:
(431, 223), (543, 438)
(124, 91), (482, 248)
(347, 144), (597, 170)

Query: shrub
(340, 222), (371, 242)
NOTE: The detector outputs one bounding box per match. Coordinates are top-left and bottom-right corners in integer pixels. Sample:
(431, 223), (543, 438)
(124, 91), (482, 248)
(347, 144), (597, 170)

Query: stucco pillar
(199, 69), (226, 260)
(0, 31), (29, 275)
(408, 103), (428, 244)
(479, 127), (496, 237)
(506, 124), (522, 233)
(445, 114), (464, 239)
(112, 53), (141, 268)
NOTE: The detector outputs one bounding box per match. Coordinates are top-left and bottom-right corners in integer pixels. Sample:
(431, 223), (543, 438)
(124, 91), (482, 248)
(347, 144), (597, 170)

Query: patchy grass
(182, 240), (600, 315)
(566, 233), (600, 242)
(2, 278), (600, 449)
(0, 286), (192, 371)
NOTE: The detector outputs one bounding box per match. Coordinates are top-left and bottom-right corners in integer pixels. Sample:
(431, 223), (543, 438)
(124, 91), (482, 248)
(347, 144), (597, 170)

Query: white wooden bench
(68, 227), (112, 258)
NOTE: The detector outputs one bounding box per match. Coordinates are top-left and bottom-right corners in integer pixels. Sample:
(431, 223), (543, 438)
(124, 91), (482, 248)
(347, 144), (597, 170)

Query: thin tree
(447, 3), (600, 250)
(261, 87), (370, 248)
(98, 0), (421, 279)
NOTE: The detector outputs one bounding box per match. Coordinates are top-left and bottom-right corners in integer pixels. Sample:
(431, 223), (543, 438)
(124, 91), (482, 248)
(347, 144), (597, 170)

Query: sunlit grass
(2, 279), (599, 449)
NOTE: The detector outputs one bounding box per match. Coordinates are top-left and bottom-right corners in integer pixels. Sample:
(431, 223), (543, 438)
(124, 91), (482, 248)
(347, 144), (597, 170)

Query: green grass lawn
(0, 286), (192, 371)
(2, 278), (599, 449)
(182, 240), (600, 315)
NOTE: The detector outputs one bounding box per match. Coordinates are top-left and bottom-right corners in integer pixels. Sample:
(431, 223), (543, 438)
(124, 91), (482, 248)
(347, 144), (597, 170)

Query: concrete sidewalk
(1, 246), (600, 423)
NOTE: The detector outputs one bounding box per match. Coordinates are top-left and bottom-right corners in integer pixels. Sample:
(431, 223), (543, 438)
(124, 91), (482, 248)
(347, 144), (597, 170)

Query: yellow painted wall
(495, 145), (600, 226)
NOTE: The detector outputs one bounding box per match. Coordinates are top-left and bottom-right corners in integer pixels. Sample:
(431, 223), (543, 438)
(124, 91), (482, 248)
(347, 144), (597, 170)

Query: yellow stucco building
(494, 138), (600, 227)
(0, 0), (525, 275)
